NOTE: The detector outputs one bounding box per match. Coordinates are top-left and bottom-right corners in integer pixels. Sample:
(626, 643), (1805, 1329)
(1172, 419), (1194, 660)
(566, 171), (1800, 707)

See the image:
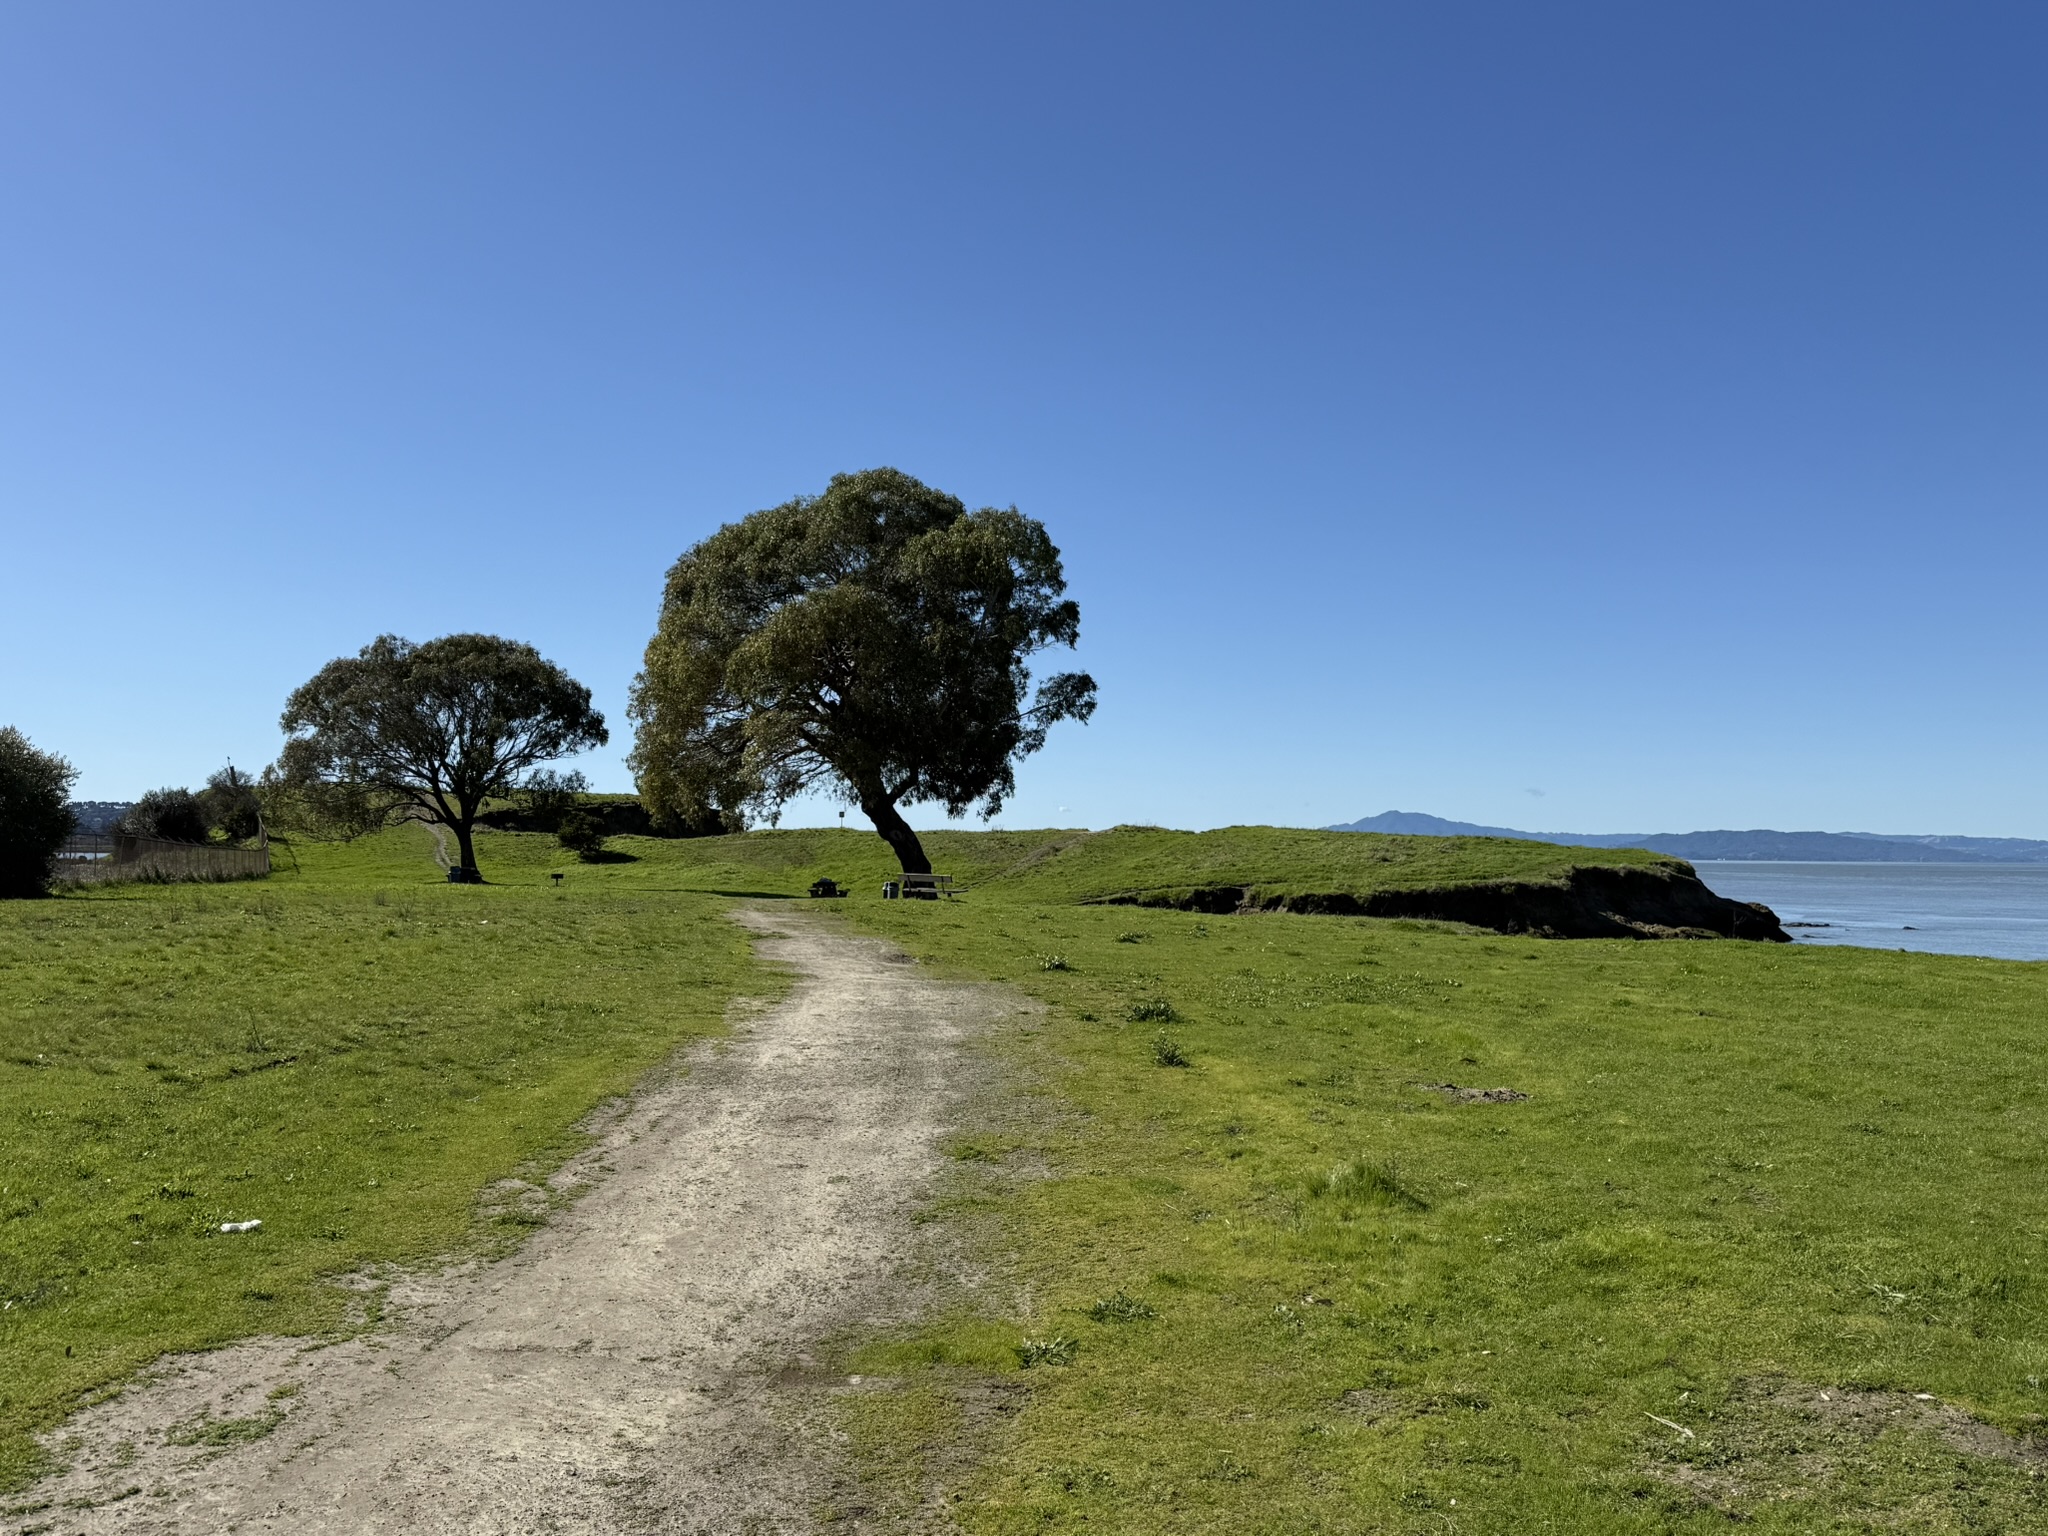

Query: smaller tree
(520, 768), (590, 830)
(0, 727), (78, 899)
(201, 765), (264, 844)
(121, 787), (211, 844)
(276, 633), (607, 881)
(556, 810), (608, 862)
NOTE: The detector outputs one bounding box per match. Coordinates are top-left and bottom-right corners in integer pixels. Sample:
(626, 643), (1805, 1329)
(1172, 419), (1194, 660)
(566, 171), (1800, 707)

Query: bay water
(1693, 861), (2048, 962)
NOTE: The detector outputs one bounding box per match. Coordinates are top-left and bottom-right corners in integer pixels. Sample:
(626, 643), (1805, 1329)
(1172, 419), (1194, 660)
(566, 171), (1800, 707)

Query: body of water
(1694, 862), (2048, 962)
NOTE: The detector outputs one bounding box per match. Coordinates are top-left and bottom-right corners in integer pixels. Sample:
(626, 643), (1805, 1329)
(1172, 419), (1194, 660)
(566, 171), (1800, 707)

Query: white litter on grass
(1645, 1412), (1696, 1441)
(1915, 1392), (1936, 1401)
(220, 1220), (262, 1234)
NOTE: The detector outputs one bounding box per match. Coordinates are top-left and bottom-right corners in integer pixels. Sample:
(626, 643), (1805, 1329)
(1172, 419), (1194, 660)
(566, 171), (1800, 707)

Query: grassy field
(833, 892), (2048, 1533)
(468, 821), (1676, 905)
(9, 818), (2045, 1531)
(0, 824), (766, 1491)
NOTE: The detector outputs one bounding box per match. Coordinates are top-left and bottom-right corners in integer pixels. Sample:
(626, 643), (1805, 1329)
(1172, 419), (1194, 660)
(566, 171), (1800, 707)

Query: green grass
(833, 893), (2048, 1533)
(462, 820), (1675, 907)
(0, 823), (766, 1490)
(12, 816), (2043, 1531)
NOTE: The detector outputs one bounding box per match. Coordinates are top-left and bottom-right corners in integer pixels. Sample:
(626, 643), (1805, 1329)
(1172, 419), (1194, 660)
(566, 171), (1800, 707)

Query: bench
(897, 873), (954, 900)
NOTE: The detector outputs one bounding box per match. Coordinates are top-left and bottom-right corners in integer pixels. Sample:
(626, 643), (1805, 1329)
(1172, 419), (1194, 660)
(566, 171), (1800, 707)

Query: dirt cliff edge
(1092, 863), (1791, 941)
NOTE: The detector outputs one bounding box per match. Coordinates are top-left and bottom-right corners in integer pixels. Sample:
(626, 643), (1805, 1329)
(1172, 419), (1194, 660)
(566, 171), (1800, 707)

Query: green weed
(1149, 1033), (1190, 1068)
(1087, 1291), (1157, 1323)
(1015, 1336), (1078, 1369)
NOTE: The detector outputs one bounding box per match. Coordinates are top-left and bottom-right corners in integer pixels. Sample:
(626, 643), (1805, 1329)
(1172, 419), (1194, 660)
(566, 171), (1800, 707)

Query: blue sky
(5, 3), (2045, 836)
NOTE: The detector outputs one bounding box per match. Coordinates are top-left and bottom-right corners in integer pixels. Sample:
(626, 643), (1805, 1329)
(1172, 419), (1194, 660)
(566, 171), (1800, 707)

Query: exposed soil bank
(1093, 864), (1791, 941)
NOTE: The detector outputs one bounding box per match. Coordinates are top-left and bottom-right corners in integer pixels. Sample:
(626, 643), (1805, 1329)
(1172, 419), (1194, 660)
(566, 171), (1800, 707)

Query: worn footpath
(8, 907), (1018, 1535)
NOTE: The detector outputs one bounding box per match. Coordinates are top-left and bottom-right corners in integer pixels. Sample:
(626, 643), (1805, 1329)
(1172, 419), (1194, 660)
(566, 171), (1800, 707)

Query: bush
(121, 787), (210, 844)
(1151, 1032), (1191, 1068)
(200, 765), (264, 844)
(557, 810), (608, 862)
(0, 727), (77, 898)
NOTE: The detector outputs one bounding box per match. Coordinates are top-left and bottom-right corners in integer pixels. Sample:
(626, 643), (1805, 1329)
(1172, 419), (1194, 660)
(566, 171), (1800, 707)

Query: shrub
(1151, 1032), (1191, 1068)
(201, 765), (264, 844)
(557, 810), (608, 862)
(1127, 997), (1179, 1023)
(1038, 954), (1072, 972)
(121, 787), (210, 844)
(0, 727), (77, 898)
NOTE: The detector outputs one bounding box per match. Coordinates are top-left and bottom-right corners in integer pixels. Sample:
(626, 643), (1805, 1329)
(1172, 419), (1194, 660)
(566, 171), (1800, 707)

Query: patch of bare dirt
(5, 908), (1023, 1535)
(1423, 1083), (1529, 1104)
(1642, 1376), (2048, 1515)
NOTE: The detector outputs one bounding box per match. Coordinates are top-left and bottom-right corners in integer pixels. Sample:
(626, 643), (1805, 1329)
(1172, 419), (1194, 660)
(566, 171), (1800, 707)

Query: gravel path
(10, 906), (1014, 1535)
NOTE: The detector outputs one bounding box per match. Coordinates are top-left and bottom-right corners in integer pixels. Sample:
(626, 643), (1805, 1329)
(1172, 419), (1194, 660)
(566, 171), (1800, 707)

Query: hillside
(449, 821), (1786, 940)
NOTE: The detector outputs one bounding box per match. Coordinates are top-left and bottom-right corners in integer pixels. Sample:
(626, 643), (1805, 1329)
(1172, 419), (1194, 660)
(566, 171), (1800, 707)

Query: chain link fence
(54, 831), (270, 885)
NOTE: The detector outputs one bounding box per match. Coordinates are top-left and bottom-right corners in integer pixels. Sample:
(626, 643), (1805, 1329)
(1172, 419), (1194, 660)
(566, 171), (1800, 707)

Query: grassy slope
(500, 822), (1676, 905)
(0, 825), (765, 1490)
(827, 873), (2048, 1532)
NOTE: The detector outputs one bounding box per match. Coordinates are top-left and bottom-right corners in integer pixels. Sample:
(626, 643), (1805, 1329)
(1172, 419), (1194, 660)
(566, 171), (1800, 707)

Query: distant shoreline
(1329, 810), (2048, 865)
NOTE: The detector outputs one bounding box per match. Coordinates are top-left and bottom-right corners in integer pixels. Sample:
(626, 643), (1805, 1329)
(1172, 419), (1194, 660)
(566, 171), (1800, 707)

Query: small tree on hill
(628, 468), (1096, 874)
(520, 768), (590, 829)
(557, 809), (608, 862)
(276, 633), (607, 881)
(0, 727), (77, 899)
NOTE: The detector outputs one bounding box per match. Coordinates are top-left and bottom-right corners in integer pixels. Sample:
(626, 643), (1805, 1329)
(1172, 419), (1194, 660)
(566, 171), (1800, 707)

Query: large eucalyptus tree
(629, 468), (1096, 874)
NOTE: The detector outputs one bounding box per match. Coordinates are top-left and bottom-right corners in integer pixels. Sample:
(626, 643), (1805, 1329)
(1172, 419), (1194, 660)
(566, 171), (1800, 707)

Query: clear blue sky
(5, 3), (2044, 836)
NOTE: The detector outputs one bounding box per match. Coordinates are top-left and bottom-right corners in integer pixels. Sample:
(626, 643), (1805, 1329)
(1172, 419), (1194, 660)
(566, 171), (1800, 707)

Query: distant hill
(67, 801), (134, 835)
(1327, 811), (2048, 863)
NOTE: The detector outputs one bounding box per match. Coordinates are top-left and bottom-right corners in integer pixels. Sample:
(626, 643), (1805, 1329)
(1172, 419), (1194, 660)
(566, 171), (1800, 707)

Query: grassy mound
(459, 822), (1672, 899)
(456, 822), (1765, 939)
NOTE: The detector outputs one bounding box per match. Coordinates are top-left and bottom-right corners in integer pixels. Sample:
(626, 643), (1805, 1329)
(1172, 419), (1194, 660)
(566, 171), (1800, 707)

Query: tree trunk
(452, 818), (481, 881)
(861, 795), (931, 874)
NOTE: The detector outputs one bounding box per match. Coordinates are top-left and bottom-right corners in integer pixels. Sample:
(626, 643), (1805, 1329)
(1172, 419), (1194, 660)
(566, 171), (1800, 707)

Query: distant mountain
(1327, 811), (2048, 863)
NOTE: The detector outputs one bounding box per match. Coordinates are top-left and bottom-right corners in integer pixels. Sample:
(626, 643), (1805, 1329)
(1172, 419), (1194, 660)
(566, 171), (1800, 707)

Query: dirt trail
(12, 907), (1018, 1535)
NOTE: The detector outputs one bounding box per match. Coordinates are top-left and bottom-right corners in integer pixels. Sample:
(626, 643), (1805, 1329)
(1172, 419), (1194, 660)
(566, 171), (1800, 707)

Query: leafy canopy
(119, 788), (211, 845)
(276, 633), (606, 878)
(629, 469), (1095, 868)
(0, 727), (77, 899)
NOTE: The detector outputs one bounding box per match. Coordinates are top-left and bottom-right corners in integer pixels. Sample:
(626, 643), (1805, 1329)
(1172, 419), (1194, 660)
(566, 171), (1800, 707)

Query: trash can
(882, 880), (900, 900)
